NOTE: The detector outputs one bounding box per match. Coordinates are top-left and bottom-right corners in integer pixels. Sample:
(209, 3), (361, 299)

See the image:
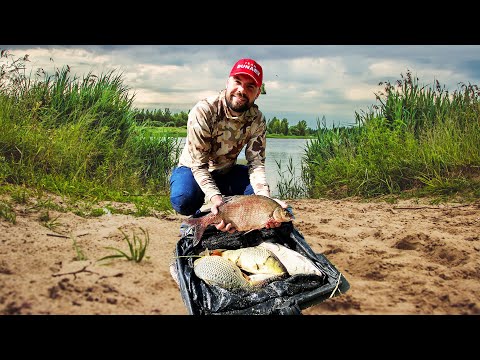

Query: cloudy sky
(2, 45), (480, 129)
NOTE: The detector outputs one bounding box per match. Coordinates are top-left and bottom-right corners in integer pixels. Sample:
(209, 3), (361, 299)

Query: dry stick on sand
(47, 232), (89, 238)
(47, 233), (69, 238)
(51, 265), (97, 280)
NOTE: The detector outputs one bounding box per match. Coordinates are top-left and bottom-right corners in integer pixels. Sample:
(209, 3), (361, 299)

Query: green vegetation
(39, 211), (61, 230)
(0, 48), (478, 220)
(98, 228), (150, 263)
(267, 118), (316, 137)
(0, 200), (16, 223)
(71, 236), (88, 261)
(298, 71), (480, 202)
(146, 126), (187, 138)
(0, 49), (180, 216)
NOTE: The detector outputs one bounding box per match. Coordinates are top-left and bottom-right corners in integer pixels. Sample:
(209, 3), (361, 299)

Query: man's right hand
(210, 194), (224, 215)
(210, 195), (236, 233)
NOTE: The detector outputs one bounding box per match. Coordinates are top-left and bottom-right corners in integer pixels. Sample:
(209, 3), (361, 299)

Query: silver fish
(221, 246), (287, 275)
(258, 242), (324, 276)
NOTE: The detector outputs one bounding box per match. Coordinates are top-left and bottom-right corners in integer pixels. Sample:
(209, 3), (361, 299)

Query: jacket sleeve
(185, 104), (222, 201)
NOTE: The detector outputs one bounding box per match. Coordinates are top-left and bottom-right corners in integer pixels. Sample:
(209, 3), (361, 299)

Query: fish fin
(184, 216), (209, 247)
(210, 249), (225, 256)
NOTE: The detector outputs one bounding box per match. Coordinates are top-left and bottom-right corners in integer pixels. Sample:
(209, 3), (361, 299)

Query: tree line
(133, 108), (321, 136)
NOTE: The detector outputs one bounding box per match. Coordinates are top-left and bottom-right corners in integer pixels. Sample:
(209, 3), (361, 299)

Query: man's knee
(170, 194), (197, 216)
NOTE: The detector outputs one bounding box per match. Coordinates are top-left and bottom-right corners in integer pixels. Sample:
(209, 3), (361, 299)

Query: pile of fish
(193, 242), (323, 290)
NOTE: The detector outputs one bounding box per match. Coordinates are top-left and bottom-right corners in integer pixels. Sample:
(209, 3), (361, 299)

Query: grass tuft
(71, 235), (87, 261)
(98, 227), (150, 263)
(0, 200), (16, 224)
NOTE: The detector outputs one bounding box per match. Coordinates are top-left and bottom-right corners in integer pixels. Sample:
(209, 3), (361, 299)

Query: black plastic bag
(173, 215), (350, 315)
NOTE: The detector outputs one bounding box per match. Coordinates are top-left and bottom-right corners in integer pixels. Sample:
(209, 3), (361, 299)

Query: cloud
(2, 45), (480, 128)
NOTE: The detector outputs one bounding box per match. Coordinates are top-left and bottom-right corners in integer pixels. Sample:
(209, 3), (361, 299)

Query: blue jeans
(169, 165), (254, 215)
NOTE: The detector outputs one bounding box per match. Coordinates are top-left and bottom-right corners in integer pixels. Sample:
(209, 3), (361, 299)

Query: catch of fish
(184, 195), (323, 291)
(184, 195), (295, 246)
(193, 243), (323, 290)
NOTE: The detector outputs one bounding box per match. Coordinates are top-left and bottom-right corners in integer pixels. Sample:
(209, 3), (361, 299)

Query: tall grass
(0, 50), (181, 213)
(302, 71), (480, 200)
(275, 157), (308, 199)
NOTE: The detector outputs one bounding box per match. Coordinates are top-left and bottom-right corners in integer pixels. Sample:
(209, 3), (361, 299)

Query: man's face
(225, 74), (261, 114)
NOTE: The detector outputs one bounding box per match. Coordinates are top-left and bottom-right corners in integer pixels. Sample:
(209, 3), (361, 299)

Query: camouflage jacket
(178, 89), (270, 201)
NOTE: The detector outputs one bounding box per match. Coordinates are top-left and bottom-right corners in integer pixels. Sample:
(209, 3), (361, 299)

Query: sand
(1, 195), (479, 315)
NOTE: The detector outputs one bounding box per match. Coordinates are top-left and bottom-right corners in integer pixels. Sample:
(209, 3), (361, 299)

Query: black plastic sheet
(174, 216), (350, 315)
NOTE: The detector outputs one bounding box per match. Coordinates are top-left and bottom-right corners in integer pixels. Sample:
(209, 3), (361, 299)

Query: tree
(280, 118), (289, 135)
(297, 120), (307, 136)
(267, 117), (281, 134)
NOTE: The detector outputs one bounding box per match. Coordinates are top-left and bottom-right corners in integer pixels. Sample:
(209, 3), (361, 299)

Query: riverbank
(1, 195), (478, 315)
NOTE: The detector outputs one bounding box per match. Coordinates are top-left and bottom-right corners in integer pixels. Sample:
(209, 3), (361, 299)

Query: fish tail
(191, 223), (206, 246)
(184, 216), (210, 246)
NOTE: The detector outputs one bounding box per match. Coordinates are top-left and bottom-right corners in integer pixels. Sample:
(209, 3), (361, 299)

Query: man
(169, 58), (288, 233)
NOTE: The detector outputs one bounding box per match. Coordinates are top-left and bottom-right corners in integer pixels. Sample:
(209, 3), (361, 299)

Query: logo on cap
(229, 58), (263, 88)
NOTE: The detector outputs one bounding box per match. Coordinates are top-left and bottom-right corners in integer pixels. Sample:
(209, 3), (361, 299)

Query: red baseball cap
(229, 58), (263, 88)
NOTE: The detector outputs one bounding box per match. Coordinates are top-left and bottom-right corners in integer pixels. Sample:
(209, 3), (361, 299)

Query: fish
(246, 273), (288, 286)
(183, 195), (295, 246)
(193, 255), (251, 290)
(257, 242), (324, 277)
(220, 246), (287, 276)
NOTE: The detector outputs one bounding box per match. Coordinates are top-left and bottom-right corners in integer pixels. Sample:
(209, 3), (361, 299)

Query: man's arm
(245, 115), (271, 197)
(183, 104), (223, 202)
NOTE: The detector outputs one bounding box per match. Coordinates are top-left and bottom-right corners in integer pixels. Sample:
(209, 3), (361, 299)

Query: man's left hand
(265, 197), (290, 229)
(272, 198), (288, 209)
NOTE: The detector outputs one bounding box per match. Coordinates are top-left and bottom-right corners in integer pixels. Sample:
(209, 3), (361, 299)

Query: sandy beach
(1, 195), (479, 315)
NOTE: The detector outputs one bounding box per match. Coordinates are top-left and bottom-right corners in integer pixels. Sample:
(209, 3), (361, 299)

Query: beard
(225, 93), (252, 113)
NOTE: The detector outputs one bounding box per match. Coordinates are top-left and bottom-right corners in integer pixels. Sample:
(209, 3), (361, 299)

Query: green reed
(0, 50), (177, 215)
(302, 71), (480, 201)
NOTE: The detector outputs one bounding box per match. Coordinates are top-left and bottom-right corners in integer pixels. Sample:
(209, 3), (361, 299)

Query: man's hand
(265, 197), (290, 229)
(210, 195), (236, 233)
(215, 219), (236, 233)
(272, 198), (288, 209)
(210, 194), (223, 215)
